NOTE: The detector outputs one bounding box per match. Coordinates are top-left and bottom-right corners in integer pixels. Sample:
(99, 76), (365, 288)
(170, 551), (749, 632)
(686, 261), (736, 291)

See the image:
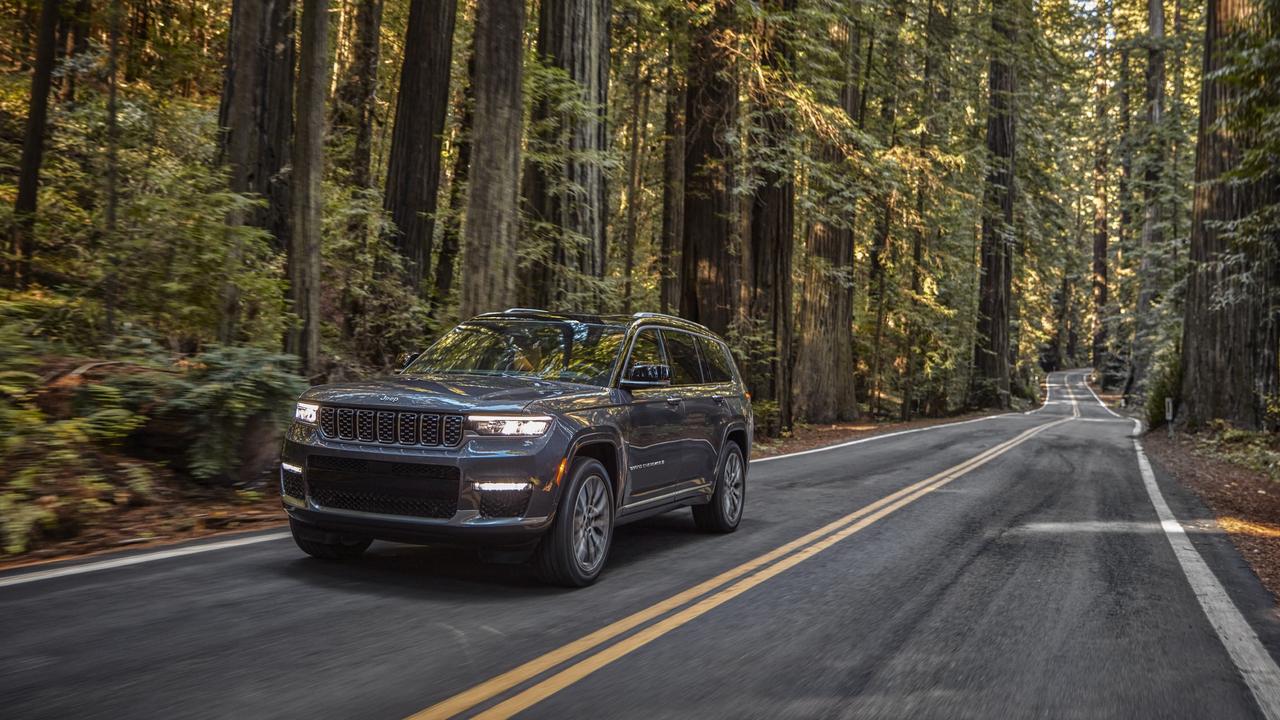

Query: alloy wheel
(572, 474), (610, 573)
(722, 451), (744, 524)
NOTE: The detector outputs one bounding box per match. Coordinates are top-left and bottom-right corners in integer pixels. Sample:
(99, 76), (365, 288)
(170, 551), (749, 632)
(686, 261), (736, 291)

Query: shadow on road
(278, 510), (722, 598)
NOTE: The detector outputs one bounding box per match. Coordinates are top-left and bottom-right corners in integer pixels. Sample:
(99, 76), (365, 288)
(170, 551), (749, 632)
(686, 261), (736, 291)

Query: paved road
(5, 371), (1280, 719)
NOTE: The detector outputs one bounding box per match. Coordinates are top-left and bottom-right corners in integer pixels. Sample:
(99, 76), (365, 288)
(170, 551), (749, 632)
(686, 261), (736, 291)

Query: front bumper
(279, 421), (568, 545)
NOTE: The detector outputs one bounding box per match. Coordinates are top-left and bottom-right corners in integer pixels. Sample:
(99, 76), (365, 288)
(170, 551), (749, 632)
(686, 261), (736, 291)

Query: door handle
(711, 395), (726, 404)
(665, 396), (683, 405)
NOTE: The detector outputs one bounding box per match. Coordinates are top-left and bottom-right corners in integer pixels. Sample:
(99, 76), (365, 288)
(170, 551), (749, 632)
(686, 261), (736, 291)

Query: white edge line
(1132, 419), (1280, 719)
(750, 413), (1013, 465)
(1083, 371), (1123, 417)
(0, 531), (292, 589)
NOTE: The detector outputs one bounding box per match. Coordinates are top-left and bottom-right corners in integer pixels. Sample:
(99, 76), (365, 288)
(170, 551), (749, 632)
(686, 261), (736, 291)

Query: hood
(300, 373), (605, 414)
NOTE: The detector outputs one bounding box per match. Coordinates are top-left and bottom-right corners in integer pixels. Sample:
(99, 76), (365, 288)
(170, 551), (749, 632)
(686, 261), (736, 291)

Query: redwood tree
(458, 0), (524, 317)
(9, 0), (60, 289)
(383, 0), (457, 294)
(680, 0), (739, 334)
(971, 0), (1018, 408)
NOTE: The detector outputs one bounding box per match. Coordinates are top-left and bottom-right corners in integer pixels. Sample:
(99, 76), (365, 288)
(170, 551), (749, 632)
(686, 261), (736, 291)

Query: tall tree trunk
(658, 23), (685, 315)
(622, 62), (651, 315)
(519, 0), (612, 309)
(868, 2), (907, 417)
(217, 0), (295, 341)
(970, 0), (1017, 408)
(1179, 0), (1278, 429)
(103, 0), (121, 332)
(287, 0), (330, 375)
(8, 0), (60, 290)
(902, 0), (953, 421)
(794, 16), (860, 424)
(333, 0), (382, 192)
(680, 0), (738, 334)
(1091, 21), (1109, 369)
(1130, 0), (1167, 392)
(60, 0), (90, 104)
(458, 0), (524, 317)
(747, 0), (796, 432)
(383, 0), (457, 294)
(432, 46), (476, 317)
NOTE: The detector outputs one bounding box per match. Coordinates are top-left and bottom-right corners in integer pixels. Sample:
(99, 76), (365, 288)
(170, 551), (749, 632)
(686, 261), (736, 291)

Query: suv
(280, 309), (752, 586)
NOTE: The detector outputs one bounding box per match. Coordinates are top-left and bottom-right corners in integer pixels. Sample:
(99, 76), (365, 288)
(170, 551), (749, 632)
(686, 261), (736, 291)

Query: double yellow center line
(412, 417), (1072, 719)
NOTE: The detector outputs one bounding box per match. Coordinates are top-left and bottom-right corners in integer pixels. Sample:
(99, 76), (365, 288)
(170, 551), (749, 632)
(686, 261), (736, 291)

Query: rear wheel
(534, 458), (614, 587)
(693, 443), (745, 533)
(290, 519), (372, 562)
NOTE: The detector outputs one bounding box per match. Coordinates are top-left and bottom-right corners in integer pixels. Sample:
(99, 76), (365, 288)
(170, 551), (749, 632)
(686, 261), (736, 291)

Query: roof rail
(503, 307), (552, 314)
(631, 311), (713, 333)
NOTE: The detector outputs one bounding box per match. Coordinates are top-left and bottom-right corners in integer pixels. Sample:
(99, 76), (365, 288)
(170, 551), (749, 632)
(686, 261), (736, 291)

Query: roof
(471, 308), (717, 336)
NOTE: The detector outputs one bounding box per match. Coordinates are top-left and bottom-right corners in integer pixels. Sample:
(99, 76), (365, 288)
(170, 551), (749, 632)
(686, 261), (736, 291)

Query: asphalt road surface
(6, 370), (1280, 719)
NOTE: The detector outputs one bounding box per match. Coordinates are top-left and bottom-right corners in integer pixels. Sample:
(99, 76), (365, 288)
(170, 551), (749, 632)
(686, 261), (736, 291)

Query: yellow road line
(412, 417), (1071, 720)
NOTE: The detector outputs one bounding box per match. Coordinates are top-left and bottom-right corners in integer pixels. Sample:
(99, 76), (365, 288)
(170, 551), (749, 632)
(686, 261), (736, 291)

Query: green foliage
(162, 346), (306, 481)
(1146, 348), (1183, 429)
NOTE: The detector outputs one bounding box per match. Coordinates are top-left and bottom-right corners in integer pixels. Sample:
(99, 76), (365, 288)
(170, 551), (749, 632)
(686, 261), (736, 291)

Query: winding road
(5, 371), (1280, 718)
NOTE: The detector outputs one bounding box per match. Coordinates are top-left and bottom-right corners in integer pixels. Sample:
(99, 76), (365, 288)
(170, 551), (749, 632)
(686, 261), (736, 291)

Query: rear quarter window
(698, 336), (736, 384)
(661, 330), (705, 386)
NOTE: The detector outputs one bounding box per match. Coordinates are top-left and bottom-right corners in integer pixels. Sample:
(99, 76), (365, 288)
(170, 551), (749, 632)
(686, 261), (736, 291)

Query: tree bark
(747, 0), (796, 432)
(622, 56), (651, 315)
(1129, 0), (1166, 392)
(217, 0), (295, 341)
(432, 45), (476, 317)
(1091, 21), (1109, 369)
(970, 0), (1017, 408)
(1179, 0), (1278, 429)
(794, 18), (860, 425)
(519, 0), (612, 310)
(287, 0), (329, 375)
(383, 0), (457, 295)
(458, 0), (524, 318)
(680, 0), (738, 334)
(9, 0), (60, 289)
(658, 23), (686, 315)
(333, 0), (382, 192)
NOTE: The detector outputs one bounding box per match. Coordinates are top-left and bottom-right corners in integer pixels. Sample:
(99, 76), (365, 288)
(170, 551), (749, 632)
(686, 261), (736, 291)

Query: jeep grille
(319, 405), (465, 448)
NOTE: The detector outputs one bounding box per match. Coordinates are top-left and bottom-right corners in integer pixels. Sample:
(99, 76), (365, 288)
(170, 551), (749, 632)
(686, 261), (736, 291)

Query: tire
(693, 442), (745, 533)
(290, 519), (372, 562)
(534, 458), (614, 587)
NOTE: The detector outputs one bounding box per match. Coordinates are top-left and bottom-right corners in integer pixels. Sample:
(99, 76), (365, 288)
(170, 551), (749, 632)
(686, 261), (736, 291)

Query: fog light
(473, 481), (532, 492)
(281, 462), (303, 474)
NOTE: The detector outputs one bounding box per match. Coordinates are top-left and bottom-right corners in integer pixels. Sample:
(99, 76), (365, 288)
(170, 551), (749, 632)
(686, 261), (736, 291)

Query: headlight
(467, 415), (552, 437)
(295, 402), (319, 424)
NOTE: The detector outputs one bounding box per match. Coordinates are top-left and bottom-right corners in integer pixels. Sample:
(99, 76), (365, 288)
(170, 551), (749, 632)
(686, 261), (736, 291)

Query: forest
(0, 0), (1276, 553)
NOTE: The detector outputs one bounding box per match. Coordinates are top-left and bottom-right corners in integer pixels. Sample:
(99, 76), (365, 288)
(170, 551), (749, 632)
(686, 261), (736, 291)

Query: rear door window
(698, 336), (736, 383)
(662, 330), (705, 386)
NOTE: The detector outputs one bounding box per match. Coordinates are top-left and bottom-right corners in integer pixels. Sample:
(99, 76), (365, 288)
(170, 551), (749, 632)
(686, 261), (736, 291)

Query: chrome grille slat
(376, 411), (396, 443)
(421, 413), (441, 446)
(317, 405), (464, 447)
(397, 412), (417, 444)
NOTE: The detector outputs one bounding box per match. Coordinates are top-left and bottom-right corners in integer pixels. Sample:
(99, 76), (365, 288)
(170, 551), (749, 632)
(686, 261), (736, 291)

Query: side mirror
(620, 363), (671, 389)
(395, 351), (421, 373)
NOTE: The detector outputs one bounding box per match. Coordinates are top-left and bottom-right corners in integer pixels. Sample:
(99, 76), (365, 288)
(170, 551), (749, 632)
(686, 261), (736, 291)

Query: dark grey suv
(280, 309), (752, 586)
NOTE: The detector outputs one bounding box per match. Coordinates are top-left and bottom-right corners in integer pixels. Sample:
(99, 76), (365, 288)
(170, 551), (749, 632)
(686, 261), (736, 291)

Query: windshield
(404, 320), (626, 386)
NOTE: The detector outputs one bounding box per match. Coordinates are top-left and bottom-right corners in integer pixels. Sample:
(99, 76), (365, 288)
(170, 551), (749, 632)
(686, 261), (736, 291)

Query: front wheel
(693, 443), (745, 533)
(534, 458), (614, 587)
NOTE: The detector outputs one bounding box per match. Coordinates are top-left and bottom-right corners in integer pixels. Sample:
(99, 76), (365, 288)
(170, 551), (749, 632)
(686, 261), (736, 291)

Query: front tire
(290, 519), (372, 562)
(693, 443), (745, 533)
(534, 458), (614, 587)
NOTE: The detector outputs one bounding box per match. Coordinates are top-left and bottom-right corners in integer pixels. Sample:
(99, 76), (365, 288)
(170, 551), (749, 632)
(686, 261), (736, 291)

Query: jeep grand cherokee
(280, 309), (752, 586)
